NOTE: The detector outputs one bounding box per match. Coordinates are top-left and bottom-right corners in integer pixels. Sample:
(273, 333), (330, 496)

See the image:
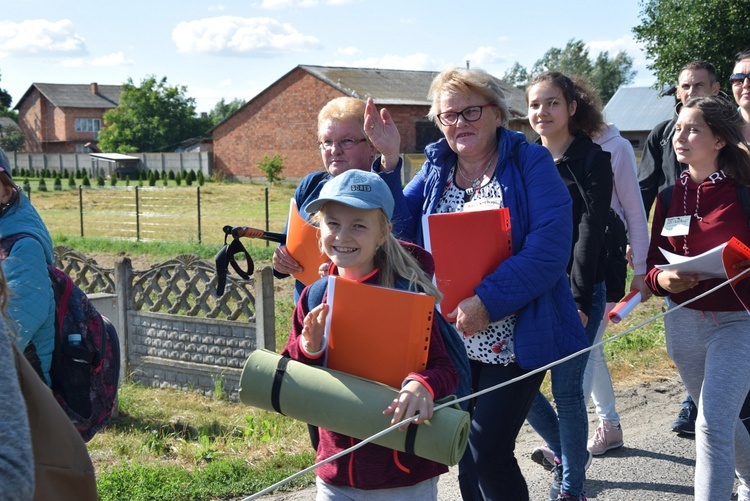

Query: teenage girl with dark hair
(525, 71), (613, 501)
(645, 95), (750, 500)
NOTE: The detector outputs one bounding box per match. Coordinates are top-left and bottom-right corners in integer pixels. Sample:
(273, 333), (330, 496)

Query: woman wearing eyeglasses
(272, 96), (405, 302)
(372, 67), (588, 501)
(732, 49), (750, 142)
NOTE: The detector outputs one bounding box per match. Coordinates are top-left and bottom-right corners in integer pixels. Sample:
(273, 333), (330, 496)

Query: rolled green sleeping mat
(239, 349), (469, 466)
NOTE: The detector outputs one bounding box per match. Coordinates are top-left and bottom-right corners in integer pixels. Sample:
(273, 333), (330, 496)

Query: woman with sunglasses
(731, 49), (750, 142)
(371, 67), (588, 501)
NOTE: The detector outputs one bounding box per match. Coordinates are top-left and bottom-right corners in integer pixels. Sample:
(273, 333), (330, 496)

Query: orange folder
(422, 208), (513, 315)
(721, 237), (750, 313)
(286, 198), (329, 286)
(324, 276), (434, 388)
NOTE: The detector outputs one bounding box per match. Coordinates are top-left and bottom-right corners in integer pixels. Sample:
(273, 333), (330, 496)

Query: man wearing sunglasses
(732, 49), (750, 142)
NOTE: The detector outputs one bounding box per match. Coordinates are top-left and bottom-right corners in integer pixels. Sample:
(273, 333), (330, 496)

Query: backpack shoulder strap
(304, 277), (328, 314)
(738, 185), (750, 224)
(0, 232), (35, 257)
(659, 184), (675, 212)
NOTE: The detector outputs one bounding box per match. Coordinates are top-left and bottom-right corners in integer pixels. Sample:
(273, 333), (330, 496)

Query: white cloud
(172, 16), (321, 55)
(337, 45), (360, 56)
(208, 4), (225, 11)
(58, 51), (133, 69)
(463, 46), (510, 68)
(346, 53), (434, 71)
(259, 0), (319, 8)
(91, 52), (134, 67)
(0, 19), (86, 58)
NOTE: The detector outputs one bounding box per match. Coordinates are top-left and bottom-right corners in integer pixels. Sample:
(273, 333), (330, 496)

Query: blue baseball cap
(305, 169), (394, 221)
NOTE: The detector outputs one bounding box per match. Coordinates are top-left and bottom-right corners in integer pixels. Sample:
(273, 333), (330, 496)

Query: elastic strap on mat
(404, 423), (418, 456)
(271, 356), (290, 415)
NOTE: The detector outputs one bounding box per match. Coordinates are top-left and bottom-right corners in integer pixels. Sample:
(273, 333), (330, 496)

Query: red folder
(324, 276), (434, 388)
(422, 208), (513, 315)
(286, 199), (329, 286)
(721, 237), (750, 313)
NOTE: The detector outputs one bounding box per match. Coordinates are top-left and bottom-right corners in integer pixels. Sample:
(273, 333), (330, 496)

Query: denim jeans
(526, 281), (606, 498)
(460, 360), (546, 501)
(582, 302), (621, 425)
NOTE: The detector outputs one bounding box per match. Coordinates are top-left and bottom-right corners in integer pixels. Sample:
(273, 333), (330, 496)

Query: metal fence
(32, 185), (273, 246)
(9, 151), (212, 178)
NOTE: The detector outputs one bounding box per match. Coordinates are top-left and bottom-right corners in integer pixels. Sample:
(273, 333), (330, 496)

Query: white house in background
(602, 86), (677, 154)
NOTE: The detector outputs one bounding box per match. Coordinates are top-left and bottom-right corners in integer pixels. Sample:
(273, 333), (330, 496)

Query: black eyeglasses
(318, 138), (367, 151)
(730, 73), (750, 85)
(436, 104), (496, 126)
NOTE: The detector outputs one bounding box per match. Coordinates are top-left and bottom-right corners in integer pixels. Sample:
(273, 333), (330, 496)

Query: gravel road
(251, 375), (748, 500)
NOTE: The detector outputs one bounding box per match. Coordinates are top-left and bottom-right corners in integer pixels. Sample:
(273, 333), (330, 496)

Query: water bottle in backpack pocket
(61, 333), (93, 418)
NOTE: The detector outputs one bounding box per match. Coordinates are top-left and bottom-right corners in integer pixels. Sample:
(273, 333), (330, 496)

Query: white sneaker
(587, 420), (624, 456)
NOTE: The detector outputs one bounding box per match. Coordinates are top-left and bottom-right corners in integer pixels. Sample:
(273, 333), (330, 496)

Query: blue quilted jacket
(0, 191), (55, 384)
(386, 128), (588, 370)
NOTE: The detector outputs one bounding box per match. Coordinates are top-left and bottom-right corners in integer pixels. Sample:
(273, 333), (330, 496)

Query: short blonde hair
(317, 97), (367, 140)
(427, 68), (510, 126)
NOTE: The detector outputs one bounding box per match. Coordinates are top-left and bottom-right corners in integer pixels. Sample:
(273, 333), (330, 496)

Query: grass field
(27, 178), (297, 249)
(26, 180), (674, 500)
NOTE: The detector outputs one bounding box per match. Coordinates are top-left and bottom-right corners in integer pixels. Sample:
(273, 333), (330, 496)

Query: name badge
(464, 198), (502, 212)
(662, 215), (691, 237)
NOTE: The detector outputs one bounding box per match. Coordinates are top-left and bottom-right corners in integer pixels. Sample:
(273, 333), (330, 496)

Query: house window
(415, 120), (443, 151)
(75, 118), (101, 138)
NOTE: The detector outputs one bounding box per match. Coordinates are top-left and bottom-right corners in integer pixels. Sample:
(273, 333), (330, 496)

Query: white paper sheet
(655, 242), (728, 279)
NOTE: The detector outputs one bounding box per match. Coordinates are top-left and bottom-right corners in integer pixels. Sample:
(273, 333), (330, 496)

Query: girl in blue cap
(282, 169), (459, 500)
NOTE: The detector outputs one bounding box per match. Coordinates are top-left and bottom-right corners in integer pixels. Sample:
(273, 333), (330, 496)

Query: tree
(633, 0), (750, 93)
(0, 70), (11, 110)
(208, 98), (246, 126)
(98, 76), (213, 153)
(531, 40), (593, 80)
(502, 62), (531, 90)
(502, 39), (635, 103)
(0, 123), (26, 152)
(257, 153), (285, 184)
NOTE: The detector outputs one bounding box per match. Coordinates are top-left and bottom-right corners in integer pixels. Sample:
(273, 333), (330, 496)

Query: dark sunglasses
(730, 73), (750, 85)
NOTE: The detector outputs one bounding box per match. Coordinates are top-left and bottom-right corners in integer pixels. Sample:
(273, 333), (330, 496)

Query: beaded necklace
(457, 154), (495, 199)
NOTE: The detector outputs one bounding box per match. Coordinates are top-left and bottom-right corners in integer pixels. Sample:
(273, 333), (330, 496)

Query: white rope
(243, 267), (750, 500)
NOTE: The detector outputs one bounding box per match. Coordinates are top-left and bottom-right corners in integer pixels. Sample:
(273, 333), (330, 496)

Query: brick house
(212, 65), (530, 181)
(14, 83), (121, 153)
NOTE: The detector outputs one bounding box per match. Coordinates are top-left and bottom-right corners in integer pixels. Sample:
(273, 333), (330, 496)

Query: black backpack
(1, 234), (120, 442)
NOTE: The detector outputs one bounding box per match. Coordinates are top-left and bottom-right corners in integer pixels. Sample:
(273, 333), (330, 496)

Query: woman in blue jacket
(370, 67), (587, 501)
(0, 147), (56, 386)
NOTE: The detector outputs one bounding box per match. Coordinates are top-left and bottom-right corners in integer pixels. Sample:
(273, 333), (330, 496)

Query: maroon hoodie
(282, 241), (458, 490)
(645, 170), (750, 310)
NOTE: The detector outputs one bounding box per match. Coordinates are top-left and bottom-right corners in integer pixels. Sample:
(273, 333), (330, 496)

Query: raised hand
(364, 97), (401, 171)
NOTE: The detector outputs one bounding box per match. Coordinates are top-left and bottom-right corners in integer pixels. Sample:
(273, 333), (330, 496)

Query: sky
(0, 0), (657, 115)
